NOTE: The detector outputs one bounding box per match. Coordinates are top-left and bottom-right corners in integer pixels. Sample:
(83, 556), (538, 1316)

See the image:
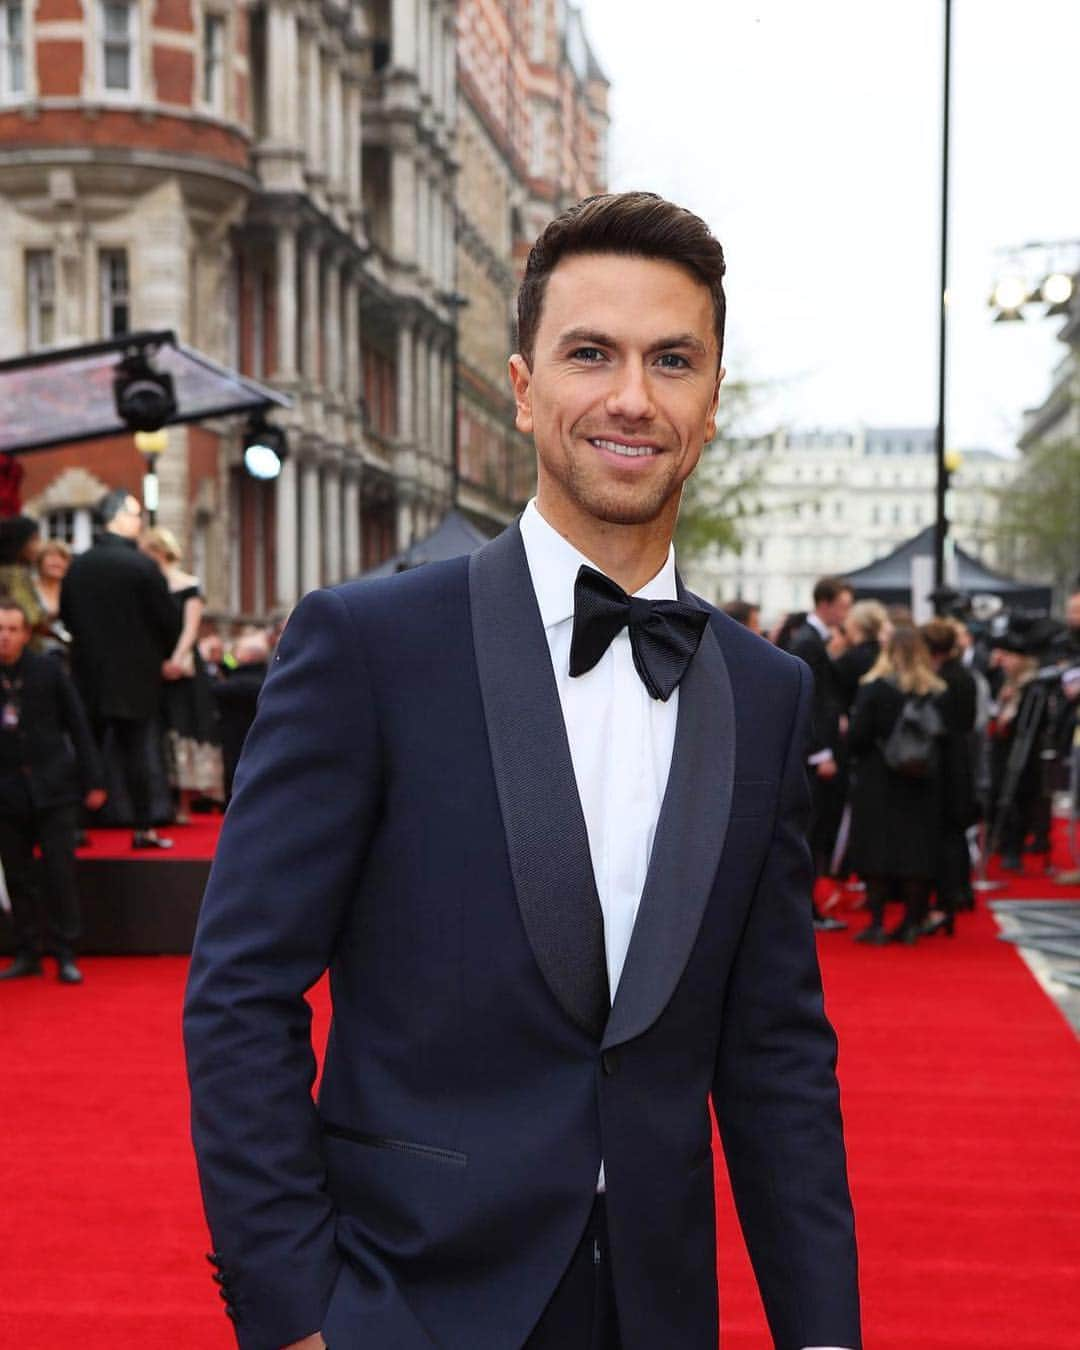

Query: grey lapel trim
(469, 524), (610, 1042)
(602, 595), (735, 1052)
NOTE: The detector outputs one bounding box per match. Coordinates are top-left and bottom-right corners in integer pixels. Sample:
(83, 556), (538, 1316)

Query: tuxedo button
(602, 1049), (619, 1076)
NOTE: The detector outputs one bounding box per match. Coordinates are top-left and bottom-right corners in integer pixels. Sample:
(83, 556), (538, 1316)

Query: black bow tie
(569, 565), (709, 702)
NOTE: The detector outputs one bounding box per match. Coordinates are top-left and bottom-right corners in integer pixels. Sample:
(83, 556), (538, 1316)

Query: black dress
(847, 678), (945, 881)
(161, 583), (224, 800)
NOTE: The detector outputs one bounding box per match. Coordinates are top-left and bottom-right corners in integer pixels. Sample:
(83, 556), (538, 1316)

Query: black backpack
(881, 692), (944, 779)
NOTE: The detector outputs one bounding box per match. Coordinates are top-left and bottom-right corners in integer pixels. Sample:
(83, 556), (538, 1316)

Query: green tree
(993, 435), (1080, 604)
(675, 377), (767, 561)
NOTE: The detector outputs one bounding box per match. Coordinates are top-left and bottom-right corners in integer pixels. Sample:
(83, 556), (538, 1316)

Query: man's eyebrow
(555, 327), (618, 350)
(554, 328), (708, 355)
(648, 333), (708, 355)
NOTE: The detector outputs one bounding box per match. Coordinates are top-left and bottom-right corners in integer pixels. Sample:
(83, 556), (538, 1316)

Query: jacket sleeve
(712, 660), (861, 1350)
(846, 682), (879, 755)
(55, 664), (105, 791)
(183, 587), (383, 1350)
(143, 560), (182, 654)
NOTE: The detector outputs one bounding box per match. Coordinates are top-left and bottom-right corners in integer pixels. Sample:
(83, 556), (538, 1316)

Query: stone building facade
(0, 0), (600, 621)
(689, 426), (1020, 622)
(454, 0), (607, 526)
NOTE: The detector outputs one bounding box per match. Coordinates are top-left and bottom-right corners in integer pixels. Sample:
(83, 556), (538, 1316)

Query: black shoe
(57, 958), (83, 984)
(999, 853), (1023, 872)
(854, 924), (889, 945)
(0, 953), (44, 979)
(133, 831), (174, 850)
(886, 924), (919, 946)
(920, 912), (955, 938)
(812, 915), (847, 932)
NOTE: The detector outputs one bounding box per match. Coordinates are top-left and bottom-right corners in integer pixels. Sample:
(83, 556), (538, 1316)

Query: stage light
(243, 417), (287, 480)
(113, 347), (177, 432)
(1039, 271), (1074, 314)
(989, 275), (1029, 313)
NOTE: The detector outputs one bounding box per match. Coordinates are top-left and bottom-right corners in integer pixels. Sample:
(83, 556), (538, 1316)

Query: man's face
(0, 611), (31, 665)
(509, 253), (723, 534)
(820, 590), (853, 631)
(110, 495), (144, 539)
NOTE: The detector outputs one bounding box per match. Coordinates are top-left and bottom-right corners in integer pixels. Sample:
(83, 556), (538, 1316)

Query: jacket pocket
(321, 1120), (467, 1167)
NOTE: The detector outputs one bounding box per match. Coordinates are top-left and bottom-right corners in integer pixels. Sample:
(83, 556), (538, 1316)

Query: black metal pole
(933, 0), (953, 603)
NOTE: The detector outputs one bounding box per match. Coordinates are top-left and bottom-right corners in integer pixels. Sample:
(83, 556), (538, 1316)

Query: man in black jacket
(0, 601), (106, 983)
(788, 576), (853, 931)
(60, 489), (180, 849)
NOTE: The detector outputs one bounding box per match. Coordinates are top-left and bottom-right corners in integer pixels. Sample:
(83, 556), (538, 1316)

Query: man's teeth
(590, 438), (657, 457)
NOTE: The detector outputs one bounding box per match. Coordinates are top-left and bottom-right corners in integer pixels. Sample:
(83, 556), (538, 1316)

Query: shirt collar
(807, 611), (832, 642)
(519, 498), (678, 630)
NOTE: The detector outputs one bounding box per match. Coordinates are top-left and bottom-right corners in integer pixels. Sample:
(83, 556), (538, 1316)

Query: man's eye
(570, 347), (605, 362)
(657, 353), (690, 369)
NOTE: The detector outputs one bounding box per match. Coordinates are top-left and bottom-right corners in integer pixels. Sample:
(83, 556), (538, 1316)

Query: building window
(203, 11), (226, 110)
(99, 248), (130, 336)
(45, 508), (93, 552)
(26, 250), (56, 350)
(100, 1), (138, 97)
(1, 1), (25, 99)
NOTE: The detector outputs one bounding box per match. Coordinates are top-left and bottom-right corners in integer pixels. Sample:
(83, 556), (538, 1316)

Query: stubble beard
(560, 448), (685, 528)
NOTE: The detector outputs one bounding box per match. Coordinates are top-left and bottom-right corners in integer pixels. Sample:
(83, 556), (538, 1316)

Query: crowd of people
(724, 578), (1080, 944)
(0, 490), (275, 984)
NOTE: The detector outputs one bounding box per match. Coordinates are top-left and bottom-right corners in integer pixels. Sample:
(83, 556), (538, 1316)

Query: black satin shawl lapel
(469, 524), (610, 1042)
(602, 586), (735, 1052)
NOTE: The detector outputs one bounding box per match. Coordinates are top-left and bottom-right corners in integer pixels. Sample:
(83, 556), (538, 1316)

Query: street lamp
(134, 428), (168, 525)
(988, 241), (1079, 321)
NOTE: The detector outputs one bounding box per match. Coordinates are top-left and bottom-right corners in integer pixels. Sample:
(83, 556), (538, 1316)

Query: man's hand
(84, 788), (107, 811)
(282, 1337), (325, 1350)
(815, 758), (839, 781)
(161, 658), (186, 681)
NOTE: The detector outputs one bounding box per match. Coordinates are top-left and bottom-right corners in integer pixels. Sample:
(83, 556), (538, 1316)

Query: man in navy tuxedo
(184, 192), (861, 1350)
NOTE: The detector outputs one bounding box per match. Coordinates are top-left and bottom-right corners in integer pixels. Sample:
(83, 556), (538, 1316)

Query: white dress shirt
(519, 499), (677, 1001)
(518, 503), (851, 1350)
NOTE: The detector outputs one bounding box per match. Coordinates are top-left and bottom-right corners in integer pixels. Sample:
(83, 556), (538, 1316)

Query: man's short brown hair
(813, 576), (853, 607)
(516, 191), (727, 367)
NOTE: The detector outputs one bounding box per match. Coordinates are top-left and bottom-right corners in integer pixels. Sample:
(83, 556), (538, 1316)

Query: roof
(845, 525), (1052, 607)
(362, 509), (497, 578)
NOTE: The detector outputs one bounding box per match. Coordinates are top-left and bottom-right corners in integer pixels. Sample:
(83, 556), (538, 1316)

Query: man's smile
(587, 436), (663, 461)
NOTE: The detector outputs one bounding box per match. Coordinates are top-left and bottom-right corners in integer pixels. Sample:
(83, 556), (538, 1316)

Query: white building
(688, 426), (1020, 621)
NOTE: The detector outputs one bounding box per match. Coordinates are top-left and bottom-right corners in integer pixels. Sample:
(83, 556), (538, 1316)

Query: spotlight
(989, 275), (1029, 313)
(1039, 271), (1074, 314)
(113, 347), (177, 432)
(243, 417), (288, 480)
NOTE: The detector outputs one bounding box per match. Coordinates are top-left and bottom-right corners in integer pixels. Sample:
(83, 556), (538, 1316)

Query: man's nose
(605, 359), (655, 422)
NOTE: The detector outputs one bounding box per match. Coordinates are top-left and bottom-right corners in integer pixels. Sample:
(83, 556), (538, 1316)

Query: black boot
(57, 956), (84, 984)
(0, 952), (44, 979)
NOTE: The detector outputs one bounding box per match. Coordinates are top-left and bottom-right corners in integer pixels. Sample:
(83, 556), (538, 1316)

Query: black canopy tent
(845, 525), (1052, 611)
(0, 330), (290, 455)
(363, 509), (498, 577)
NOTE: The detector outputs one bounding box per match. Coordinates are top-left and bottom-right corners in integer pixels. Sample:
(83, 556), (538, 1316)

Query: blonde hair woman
(141, 526), (223, 821)
(847, 628), (947, 944)
(832, 598), (891, 714)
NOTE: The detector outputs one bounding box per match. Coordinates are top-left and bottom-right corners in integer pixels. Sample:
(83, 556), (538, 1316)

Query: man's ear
(508, 354), (534, 435)
(705, 365), (726, 442)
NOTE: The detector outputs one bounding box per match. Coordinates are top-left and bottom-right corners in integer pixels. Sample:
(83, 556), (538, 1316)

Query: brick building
(455, 0), (608, 526)
(0, 0), (603, 622)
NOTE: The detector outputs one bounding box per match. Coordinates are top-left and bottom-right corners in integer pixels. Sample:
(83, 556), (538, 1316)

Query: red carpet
(77, 817), (222, 862)
(3, 828), (1079, 1347)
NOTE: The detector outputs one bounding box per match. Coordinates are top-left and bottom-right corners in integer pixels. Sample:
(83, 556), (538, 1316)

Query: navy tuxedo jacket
(184, 525), (861, 1350)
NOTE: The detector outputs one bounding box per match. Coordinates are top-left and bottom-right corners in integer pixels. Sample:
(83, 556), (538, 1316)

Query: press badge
(2, 701), (19, 730)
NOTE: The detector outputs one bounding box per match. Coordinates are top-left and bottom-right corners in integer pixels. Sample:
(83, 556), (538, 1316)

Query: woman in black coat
(848, 627), (947, 944)
(831, 599), (889, 715)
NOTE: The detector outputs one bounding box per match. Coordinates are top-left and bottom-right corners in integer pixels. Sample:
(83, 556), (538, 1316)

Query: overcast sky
(577, 0), (1079, 455)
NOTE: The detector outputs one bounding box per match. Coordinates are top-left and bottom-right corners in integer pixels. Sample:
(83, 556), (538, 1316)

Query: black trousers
(94, 715), (156, 832)
(0, 801), (82, 960)
(524, 1196), (620, 1350)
